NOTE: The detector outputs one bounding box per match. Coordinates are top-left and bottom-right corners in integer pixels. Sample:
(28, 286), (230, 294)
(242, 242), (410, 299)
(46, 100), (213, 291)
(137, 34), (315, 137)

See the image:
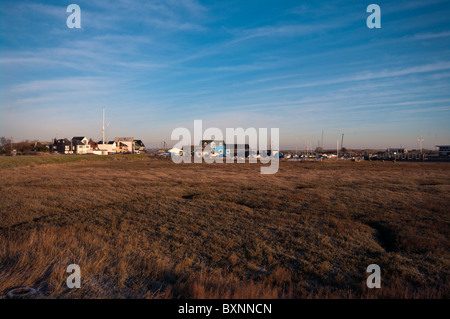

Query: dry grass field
(0, 155), (449, 298)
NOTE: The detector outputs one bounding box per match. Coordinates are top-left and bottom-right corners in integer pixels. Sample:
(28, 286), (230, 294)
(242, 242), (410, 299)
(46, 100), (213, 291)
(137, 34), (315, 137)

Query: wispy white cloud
(5, 77), (117, 94)
(411, 31), (450, 40)
(230, 23), (335, 42)
(248, 62), (450, 93)
(385, 0), (448, 13)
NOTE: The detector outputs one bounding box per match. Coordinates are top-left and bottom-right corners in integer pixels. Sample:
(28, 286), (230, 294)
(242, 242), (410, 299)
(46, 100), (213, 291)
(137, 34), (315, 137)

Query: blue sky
(1, 0), (449, 149)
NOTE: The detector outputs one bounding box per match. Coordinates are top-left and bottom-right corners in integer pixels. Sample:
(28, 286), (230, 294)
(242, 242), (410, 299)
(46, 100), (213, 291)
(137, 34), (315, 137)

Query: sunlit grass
(0, 159), (448, 298)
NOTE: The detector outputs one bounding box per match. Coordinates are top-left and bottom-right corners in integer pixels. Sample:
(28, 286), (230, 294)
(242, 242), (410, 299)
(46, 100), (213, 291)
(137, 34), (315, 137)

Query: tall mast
(102, 107), (105, 144)
(418, 136), (424, 154)
(321, 130), (324, 149)
(337, 139), (339, 158)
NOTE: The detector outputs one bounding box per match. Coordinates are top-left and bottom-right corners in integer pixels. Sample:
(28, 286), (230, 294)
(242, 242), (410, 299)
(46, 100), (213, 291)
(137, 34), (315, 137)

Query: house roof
(114, 137), (134, 142)
(72, 136), (86, 141)
(55, 138), (71, 144)
(134, 140), (145, 146)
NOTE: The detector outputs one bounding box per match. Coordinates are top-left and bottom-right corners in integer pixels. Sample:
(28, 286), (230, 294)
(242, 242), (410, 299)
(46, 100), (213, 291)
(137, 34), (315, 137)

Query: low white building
(168, 147), (183, 155)
(93, 149), (109, 155)
(97, 141), (116, 154)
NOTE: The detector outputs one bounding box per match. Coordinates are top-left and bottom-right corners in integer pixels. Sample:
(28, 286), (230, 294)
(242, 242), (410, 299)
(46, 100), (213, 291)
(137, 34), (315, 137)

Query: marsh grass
(0, 157), (448, 298)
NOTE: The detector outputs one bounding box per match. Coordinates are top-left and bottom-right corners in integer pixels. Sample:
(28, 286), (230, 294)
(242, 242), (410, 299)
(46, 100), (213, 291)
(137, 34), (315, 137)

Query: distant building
(168, 147), (183, 156)
(198, 140), (253, 157)
(52, 138), (73, 154)
(182, 145), (195, 154)
(436, 145), (450, 156)
(116, 142), (131, 153)
(201, 140), (227, 156)
(97, 141), (116, 154)
(181, 141), (255, 157)
(114, 137), (134, 153)
(95, 138), (144, 154)
(134, 140), (146, 152)
(231, 144), (251, 157)
(387, 148), (408, 155)
(71, 136), (91, 154)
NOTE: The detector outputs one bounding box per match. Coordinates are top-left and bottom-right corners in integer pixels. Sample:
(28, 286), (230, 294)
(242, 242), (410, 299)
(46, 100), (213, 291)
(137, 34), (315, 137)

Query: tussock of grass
(0, 159), (449, 298)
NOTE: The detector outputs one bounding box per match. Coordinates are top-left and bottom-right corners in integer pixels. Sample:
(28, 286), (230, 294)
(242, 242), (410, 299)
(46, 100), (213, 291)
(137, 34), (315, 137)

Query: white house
(71, 136), (91, 154)
(114, 137), (134, 153)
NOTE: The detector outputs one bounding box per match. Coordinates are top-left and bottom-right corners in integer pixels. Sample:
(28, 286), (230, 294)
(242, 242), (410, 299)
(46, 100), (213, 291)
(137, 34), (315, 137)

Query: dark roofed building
(134, 140), (145, 152)
(387, 147), (408, 155)
(436, 145), (450, 156)
(52, 138), (73, 154)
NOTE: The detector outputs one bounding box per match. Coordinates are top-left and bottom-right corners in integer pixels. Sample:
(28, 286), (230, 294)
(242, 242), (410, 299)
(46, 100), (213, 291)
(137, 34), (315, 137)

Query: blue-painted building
(201, 140), (227, 156)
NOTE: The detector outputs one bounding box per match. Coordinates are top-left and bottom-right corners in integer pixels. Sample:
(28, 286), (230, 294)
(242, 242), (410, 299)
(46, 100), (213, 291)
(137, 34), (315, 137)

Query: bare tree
(0, 137), (8, 153)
